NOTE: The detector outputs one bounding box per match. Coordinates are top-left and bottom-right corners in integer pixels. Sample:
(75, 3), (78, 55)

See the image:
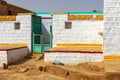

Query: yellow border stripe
(104, 56), (120, 59)
(0, 44), (28, 47)
(0, 16), (16, 21)
(17, 13), (35, 16)
(57, 44), (103, 47)
(68, 15), (103, 20)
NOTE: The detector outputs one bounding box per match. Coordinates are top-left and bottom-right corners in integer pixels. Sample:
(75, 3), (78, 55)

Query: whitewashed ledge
(45, 47), (103, 65)
(0, 46), (30, 67)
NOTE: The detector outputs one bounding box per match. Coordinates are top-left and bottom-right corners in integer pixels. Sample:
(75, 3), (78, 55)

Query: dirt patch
(0, 57), (66, 80)
(105, 72), (120, 80)
(45, 61), (105, 80)
(0, 58), (120, 80)
(0, 69), (66, 80)
(45, 62), (69, 78)
(75, 62), (105, 73)
(67, 71), (104, 80)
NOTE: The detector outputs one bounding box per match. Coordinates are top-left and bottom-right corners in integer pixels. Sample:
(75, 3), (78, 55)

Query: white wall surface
(0, 51), (7, 67)
(0, 15), (32, 51)
(52, 14), (103, 47)
(45, 52), (103, 65)
(104, 0), (120, 55)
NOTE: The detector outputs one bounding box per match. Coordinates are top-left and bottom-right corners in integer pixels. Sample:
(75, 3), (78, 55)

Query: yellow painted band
(68, 15), (103, 20)
(57, 44), (103, 47)
(104, 56), (120, 59)
(0, 44), (28, 47)
(17, 13), (35, 16)
(0, 16), (16, 21)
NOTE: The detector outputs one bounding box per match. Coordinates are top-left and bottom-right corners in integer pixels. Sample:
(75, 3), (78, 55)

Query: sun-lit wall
(52, 13), (103, 47)
(104, 0), (120, 56)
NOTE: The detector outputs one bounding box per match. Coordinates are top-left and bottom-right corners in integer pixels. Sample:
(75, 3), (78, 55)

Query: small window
(65, 22), (72, 29)
(14, 22), (20, 30)
(8, 10), (12, 15)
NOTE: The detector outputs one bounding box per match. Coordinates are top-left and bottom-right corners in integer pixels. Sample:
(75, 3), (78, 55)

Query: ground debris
(35, 54), (44, 61)
(53, 61), (64, 66)
(19, 68), (29, 73)
(38, 65), (46, 72)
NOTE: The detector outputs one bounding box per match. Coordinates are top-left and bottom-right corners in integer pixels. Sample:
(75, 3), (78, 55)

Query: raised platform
(0, 46), (30, 67)
(45, 46), (103, 53)
(45, 46), (103, 65)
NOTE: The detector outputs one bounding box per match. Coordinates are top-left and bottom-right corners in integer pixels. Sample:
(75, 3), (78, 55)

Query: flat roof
(45, 46), (103, 54)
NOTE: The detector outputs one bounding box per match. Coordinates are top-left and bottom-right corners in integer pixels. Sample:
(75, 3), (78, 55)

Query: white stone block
(0, 47), (29, 67)
(0, 51), (7, 67)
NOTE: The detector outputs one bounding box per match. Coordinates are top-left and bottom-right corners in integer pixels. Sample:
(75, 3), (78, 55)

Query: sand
(0, 57), (120, 80)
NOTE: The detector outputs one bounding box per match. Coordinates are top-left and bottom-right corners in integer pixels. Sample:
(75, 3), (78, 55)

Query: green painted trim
(32, 33), (35, 53)
(35, 12), (103, 15)
(69, 12), (103, 14)
(35, 12), (51, 15)
(44, 44), (51, 51)
(50, 25), (52, 48)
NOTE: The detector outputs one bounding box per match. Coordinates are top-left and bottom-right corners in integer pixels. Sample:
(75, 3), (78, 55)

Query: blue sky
(6, 0), (103, 12)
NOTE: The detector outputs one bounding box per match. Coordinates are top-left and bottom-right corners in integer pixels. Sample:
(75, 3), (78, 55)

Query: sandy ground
(0, 57), (66, 80)
(0, 57), (120, 80)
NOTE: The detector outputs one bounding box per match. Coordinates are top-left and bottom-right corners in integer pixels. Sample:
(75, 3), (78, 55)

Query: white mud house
(45, 12), (104, 65)
(0, 13), (41, 67)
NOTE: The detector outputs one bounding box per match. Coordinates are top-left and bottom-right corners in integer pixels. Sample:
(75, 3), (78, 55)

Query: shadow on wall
(7, 47), (31, 66)
(42, 23), (50, 44)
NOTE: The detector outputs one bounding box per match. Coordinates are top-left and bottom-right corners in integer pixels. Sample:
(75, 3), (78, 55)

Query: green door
(32, 16), (43, 54)
(33, 33), (44, 54)
(32, 16), (52, 54)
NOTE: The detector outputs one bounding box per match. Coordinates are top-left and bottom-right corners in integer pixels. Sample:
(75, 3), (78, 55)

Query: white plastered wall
(104, 0), (120, 56)
(0, 15), (32, 52)
(52, 14), (103, 47)
(0, 51), (7, 67)
(45, 52), (103, 65)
